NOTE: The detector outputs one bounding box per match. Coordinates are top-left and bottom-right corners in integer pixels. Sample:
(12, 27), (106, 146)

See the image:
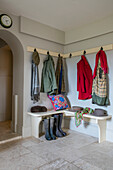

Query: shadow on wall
(63, 117), (71, 129)
(0, 30), (24, 135)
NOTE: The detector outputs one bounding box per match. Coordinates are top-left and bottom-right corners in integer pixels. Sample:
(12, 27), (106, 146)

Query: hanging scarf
(31, 50), (40, 102)
(75, 107), (94, 127)
(31, 61), (40, 102)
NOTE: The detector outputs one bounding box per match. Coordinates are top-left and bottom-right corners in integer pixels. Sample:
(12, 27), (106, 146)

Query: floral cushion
(48, 94), (69, 111)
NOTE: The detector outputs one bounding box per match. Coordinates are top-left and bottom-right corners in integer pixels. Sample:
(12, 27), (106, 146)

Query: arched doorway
(0, 30), (24, 140)
(0, 40), (13, 141)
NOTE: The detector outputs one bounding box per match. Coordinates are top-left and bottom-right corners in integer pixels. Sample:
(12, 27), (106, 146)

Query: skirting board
(0, 136), (22, 144)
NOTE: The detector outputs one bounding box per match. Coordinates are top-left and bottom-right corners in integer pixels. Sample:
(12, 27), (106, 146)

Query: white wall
(65, 14), (113, 44)
(64, 32), (113, 54)
(65, 50), (113, 142)
(20, 16), (65, 45)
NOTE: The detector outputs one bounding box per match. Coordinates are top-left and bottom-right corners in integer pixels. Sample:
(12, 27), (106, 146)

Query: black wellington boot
(44, 118), (52, 140)
(59, 113), (67, 136)
(50, 117), (56, 140)
(53, 114), (63, 137)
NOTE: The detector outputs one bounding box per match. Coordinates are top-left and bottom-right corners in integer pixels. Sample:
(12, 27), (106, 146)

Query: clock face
(0, 14), (12, 28)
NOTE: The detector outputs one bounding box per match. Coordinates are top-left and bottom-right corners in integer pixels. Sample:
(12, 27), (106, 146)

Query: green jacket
(41, 55), (57, 94)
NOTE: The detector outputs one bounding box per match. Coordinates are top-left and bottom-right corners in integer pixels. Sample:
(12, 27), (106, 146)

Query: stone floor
(0, 129), (113, 170)
(0, 121), (19, 142)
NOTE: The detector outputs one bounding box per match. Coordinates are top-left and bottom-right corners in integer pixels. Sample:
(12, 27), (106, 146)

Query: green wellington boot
(53, 114), (63, 137)
(44, 118), (52, 140)
(49, 117), (56, 140)
(59, 113), (67, 136)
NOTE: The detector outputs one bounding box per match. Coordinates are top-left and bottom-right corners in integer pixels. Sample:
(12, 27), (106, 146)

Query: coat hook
(69, 53), (72, 58)
(83, 50), (86, 55)
(100, 47), (103, 50)
(47, 51), (49, 55)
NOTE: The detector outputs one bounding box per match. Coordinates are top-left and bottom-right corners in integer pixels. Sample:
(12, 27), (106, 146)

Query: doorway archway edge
(0, 29), (24, 135)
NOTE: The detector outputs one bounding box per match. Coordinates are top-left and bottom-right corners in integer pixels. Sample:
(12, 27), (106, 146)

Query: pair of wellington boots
(44, 113), (66, 141)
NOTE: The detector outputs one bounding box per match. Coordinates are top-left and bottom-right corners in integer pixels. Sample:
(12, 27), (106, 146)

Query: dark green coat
(41, 55), (57, 94)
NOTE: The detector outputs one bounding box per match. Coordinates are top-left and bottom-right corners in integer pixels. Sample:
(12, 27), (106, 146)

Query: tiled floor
(0, 129), (113, 170)
(0, 121), (19, 142)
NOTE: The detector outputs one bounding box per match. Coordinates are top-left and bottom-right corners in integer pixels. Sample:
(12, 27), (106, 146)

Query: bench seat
(27, 109), (75, 117)
(27, 110), (112, 143)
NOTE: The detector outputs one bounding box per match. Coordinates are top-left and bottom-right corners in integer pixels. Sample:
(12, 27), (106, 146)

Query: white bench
(83, 114), (112, 143)
(27, 110), (112, 143)
(27, 109), (74, 139)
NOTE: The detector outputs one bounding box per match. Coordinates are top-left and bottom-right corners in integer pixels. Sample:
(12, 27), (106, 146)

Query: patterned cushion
(48, 94), (69, 111)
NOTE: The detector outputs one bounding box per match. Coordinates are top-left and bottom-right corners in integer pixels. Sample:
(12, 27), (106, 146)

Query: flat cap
(32, 49), (40, 65)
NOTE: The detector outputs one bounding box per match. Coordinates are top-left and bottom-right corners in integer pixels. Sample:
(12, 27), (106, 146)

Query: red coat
(77, 55), (92, 100)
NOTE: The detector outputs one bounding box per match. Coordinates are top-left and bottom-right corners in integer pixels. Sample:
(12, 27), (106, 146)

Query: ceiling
(1, 0), (113, 31)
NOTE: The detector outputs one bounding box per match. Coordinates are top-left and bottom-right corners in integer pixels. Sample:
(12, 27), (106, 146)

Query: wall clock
(0, 14), (13, 28)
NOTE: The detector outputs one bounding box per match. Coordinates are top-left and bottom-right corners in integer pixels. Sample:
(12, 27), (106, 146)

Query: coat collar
(93, 50), (108, 79)
(81, 55), (89, 65)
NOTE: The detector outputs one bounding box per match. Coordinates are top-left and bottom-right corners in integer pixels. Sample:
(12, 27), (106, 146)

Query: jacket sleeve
(40, 66), (44, 92)
(49, 61), (57, 91)
(80, 67), (85, 93)
(77, 61), (85, 93)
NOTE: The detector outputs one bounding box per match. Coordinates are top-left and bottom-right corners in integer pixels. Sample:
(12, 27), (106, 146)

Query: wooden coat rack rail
(27, 44), (113, 58)
(27, 46), (64, 58)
